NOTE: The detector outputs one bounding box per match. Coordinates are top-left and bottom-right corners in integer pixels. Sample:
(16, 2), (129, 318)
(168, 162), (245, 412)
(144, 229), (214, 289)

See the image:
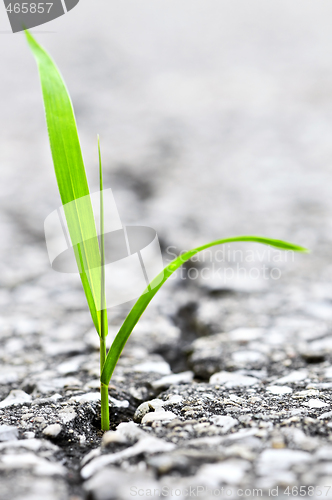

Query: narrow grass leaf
(98, 136), (108, 338)
(25, 30), (102, 334)
(101, 236), (308, 385)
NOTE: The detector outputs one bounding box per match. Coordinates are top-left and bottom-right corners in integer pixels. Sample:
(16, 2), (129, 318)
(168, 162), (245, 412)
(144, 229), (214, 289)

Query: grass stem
(98, 135), (109, 431)
(100, 336), (109, 431)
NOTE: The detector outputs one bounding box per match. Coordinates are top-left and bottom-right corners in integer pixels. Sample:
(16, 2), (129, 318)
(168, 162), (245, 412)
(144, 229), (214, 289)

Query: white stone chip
(134, 399), (165, 422)
(81, 437), (175, 479)
(0, 438), (59, 452)
(167, 394), (183, 404)
(210, 415), (238, 433)
(266, 385), (293, 395)
(70, 392), (101, 404)
(302, 399), (329, 409)
(134, 402), (154, 422)
(142, 411), (177, 424)
(274, 371), (307, 385)
(152, 371), (194, 389)
(0, 425), (18, 441)
(132, 361), (171, 375)
(0, 452), (66, 476)
(0, 390), (31, 408)
(318, 411), (332, 420)
(102, 430), (128, 446)
(70, 391), (129, 407)
(23, 432), (35, 439)
(109, 419), (154, 445)
(210, 371), (259, 387)
(58, 408), (77, 424)
(294, 389), (319, 398)
(148, 399), (165, 411)
(42, 424), (62, 438)
(109, 397), (129, 408)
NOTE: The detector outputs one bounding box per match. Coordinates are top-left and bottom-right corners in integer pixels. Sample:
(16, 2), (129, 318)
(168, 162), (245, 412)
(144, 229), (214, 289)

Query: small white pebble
(152, 371), (194, 390)
(23, 432), (35, 439)
(274, 371), (307, 385)
(302, 399), (329, 409)
(266, 386), (292, 395)
(142, 411), (177, 424)
(210, 371), (258, 388)
(109, 397), (129, 408)
(0, 390), (31, 408)
(42, 424), (62, 437)
(132, 361), (171, 375)
(167, 394), (183, 404)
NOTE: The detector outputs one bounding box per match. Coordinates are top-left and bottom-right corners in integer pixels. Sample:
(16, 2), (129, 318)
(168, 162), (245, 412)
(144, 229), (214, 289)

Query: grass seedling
(26, 31), (308, 431)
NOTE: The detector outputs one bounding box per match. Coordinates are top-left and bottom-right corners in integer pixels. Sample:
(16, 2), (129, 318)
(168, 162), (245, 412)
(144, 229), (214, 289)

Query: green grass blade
(101, 236), (308, 385)
(98, 136), (109, 431)
(25, 30), (102, 334)
(98, 136), (108, 337)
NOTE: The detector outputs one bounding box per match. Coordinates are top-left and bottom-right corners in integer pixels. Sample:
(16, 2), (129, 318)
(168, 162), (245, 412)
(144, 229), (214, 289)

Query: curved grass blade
(101, 236), (308, 385)
(25, 30), (102, 335)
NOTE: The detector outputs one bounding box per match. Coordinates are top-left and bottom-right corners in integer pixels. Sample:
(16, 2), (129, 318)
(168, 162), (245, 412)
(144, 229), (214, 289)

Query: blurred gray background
(1, 0), (332, 315)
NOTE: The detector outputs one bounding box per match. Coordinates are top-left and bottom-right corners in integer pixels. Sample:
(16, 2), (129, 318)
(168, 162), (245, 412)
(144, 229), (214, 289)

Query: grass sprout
(25, 31), (308, 431)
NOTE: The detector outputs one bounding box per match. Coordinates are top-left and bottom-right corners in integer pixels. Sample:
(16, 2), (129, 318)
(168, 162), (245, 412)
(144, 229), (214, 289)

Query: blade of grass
(101, 236), (308, 385)
(98, 135), (108, 335)
(98, 136), (109, 431)
(25, 30), (102, 335)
